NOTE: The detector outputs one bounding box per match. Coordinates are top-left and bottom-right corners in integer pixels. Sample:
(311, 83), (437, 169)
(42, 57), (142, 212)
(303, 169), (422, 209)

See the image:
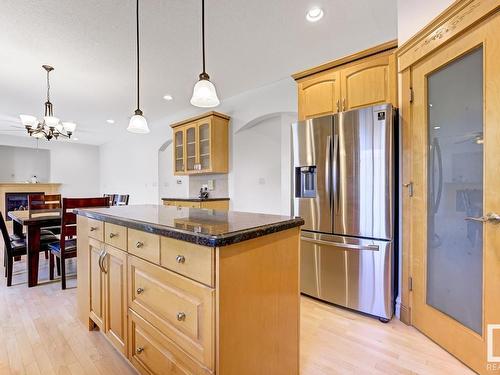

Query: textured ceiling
(0, 0), (397, 145)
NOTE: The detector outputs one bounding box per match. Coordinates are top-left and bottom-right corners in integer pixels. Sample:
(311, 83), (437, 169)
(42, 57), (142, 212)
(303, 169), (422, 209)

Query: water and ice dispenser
(295, 166), (316, 198)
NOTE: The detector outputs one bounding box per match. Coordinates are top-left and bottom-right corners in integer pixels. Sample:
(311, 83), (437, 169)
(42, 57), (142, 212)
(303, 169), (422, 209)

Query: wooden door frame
(397, 0), (499, 326)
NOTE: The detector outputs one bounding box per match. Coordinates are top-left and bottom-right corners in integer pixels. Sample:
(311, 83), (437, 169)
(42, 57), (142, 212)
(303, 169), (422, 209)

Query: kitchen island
(162, 197), (230, 210)
(75, 204), (303, 375)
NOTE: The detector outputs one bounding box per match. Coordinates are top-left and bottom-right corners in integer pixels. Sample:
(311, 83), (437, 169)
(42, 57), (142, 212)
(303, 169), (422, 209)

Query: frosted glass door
(174, 130), (184, 173)
(186, 126), (197, 172)
(426, 47), (483, 334)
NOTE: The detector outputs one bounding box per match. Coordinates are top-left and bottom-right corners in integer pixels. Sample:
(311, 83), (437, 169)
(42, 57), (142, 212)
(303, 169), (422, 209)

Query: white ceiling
(0, 0), (397, 145)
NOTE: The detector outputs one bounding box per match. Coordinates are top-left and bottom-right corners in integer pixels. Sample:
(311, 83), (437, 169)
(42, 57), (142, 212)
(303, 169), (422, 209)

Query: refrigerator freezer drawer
(300, 232), (393, 319)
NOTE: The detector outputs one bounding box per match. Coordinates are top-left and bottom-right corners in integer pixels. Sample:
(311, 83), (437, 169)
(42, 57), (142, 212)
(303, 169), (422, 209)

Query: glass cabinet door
(185, 125), (197, 172)
(174, 129), (184, 173)
(198, 120), (211, 171)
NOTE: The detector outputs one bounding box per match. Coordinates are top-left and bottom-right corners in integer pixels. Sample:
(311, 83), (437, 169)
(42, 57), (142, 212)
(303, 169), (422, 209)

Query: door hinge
(404, 182), (414, 197)
(408, 276), (413, 292)
(409, 87), (414, 103)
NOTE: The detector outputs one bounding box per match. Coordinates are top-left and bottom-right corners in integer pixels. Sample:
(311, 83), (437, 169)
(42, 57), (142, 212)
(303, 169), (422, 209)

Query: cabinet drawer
(128, 310), (212, 375)
(176, 201), (201, 208)
(128, 256), (214, 369)
(88, 219), (104, 242)
(128, 229), (160, 264)
(161, 237), (214, 287)
(105, 223), (127, 250)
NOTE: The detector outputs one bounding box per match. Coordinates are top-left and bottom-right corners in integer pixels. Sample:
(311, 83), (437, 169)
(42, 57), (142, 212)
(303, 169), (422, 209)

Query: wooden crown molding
(170, 111), (230, 128)
(397, 0), (499, 71)
(291, 39), (398, 81)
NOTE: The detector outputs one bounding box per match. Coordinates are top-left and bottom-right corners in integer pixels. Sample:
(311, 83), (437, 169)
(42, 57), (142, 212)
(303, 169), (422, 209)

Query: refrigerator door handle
(333, 134), (339, 214)
(301, 236), (379, 251)
(325, 135), (332, 210)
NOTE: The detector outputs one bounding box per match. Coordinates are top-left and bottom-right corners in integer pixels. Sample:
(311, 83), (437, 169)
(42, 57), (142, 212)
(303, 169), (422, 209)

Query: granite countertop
(161, 197), (230, 202)
(75, 204), (303, 247)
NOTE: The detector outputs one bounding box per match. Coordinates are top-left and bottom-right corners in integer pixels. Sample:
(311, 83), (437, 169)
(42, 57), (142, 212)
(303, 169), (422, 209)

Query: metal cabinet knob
(109, 233), (117, 238)
(136, 347), (144, 354)
(176, 312), (186, 321)
(90, 226), (98, 232)
(136, 241), (144, 248)
(136, 287), (144, 295)
(176, 255), (186, 264)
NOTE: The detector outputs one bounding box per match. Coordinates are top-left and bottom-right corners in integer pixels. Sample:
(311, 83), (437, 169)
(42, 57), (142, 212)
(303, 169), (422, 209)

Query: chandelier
(19, 65), (76, 140)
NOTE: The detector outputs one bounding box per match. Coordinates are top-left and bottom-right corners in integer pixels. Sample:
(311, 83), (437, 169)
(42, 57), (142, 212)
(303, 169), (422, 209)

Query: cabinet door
(89, 239), (105, 330)
(185, 124), (198, 173)
(298, 70), (340, 121)
(340, 53), (396, 111)
(173, 129), (185, 174)
(104, 245), (128, 354)
(197, 118), (212, 172)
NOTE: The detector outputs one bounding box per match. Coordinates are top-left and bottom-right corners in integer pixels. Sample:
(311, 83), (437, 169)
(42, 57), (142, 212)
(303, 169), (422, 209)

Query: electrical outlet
(207, 179), (215, 191)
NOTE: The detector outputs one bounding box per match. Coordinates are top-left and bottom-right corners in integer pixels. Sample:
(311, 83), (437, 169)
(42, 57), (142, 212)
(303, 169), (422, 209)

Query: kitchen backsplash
(189, 174), (229, 198)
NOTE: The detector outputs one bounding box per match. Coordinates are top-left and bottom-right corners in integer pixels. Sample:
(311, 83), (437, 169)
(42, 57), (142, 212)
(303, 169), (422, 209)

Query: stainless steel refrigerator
(292, 104), (395, 321)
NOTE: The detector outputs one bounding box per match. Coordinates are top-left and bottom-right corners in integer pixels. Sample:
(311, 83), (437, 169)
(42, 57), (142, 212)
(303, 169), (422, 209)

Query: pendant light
(190, 0), (220, 108)
(127, 0), (150, 133)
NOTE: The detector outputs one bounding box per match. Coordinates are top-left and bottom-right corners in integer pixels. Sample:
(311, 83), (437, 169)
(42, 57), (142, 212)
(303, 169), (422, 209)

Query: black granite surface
(75, 204), (303, 247)
(161, 197), (230, 202)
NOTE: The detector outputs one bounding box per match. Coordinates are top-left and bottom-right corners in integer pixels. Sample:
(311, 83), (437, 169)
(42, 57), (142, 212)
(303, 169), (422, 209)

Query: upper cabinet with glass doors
(170, 111), (230, 175)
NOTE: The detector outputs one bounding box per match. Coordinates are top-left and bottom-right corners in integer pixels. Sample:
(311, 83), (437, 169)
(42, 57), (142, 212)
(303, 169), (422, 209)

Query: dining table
(8, 209), (61, 287)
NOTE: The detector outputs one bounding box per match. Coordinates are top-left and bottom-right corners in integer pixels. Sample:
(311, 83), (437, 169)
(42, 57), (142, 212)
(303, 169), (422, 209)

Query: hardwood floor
(0, 249), (474, 375)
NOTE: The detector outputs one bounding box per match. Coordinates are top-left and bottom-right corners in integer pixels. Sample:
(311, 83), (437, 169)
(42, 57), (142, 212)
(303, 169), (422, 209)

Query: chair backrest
(115, 194), (130, 206)
(28, 194), (61, 211)
(59, 197), (109, 251)
(103, 194), (116, 206)
(0, 212), (13, 257)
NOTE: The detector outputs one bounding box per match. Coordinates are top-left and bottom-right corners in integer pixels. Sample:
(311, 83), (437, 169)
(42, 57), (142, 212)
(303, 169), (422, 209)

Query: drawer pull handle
(136, 241), (144, 248)
(109, 233), (117, 238)
(90, 226), (98, 232)
(176, 255), (186, 264)
(136, 347), (144, 354)
(176, 312), (186, 321)
(136, 287), (144, 295)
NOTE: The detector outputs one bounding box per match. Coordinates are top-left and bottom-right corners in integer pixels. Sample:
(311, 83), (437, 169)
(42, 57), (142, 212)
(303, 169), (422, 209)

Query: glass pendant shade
(20, 114), (37, 128)
(32, 131), (45, 139)
(190, 78), (220, 108)
(44, 116), (60, 128)
(62, 122), (77, 132)
(127, 113), (150, 134)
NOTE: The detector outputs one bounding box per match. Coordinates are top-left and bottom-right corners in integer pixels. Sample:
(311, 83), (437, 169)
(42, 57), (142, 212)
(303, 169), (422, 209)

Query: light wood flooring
(0, 250), (474, 375)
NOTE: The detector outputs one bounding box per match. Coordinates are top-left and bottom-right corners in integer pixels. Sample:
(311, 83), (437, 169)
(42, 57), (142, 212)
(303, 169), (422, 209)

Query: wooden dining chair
(29, 193), (62, 234)
(48, 197), (109, 289)
(115, 194), (130, 206)
(0, 212), (56, 286)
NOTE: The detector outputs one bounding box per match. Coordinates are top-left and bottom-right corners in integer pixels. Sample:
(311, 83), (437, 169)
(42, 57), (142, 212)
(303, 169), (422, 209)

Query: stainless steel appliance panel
(301, 231), (393, 319)
(292, 117), (334, 233)
(334, 104), (394, 240)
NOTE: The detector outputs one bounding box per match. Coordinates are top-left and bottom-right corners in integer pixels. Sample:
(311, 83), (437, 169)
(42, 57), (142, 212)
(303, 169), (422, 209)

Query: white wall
(0, 134), (100, 197)
(99, 78), (297, 212)
(397, 0), (454, 44)
(0, 145), (50, 182)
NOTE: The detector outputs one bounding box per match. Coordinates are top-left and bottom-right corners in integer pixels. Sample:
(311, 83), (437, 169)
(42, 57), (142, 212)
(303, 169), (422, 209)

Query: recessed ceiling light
(306, 7), (324, 22)
(106, 119), (115, 124)
(163, 94), (173, 101)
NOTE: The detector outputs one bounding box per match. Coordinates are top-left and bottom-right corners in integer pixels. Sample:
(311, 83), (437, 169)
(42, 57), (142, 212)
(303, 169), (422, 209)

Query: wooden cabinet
(162, 199), (229, 210)
(340, 52), (396, 111)
(297, 70), (340, 120)
(294, 41), (397, 121)
(171, 112), (229, 175)
(89, 238), (105, 330)
(103, 245), (128, 354)
(128, 255), (215, 369)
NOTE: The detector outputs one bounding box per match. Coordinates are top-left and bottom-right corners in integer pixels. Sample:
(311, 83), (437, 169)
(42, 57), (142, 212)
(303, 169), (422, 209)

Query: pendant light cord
(46, 70), (50, 102)
(136, 0), (140, 110)
(202, 0), (206, 74)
